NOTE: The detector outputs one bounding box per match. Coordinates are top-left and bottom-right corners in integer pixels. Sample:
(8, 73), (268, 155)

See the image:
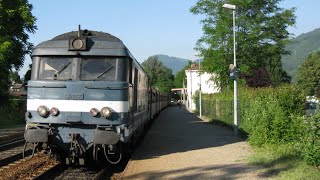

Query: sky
(19, 0), (320, 77)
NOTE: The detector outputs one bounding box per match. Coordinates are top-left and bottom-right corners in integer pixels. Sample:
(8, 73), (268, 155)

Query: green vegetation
(297, 51), (320, 96)
(142, 56), (174, 93)
(247, 145), (320, 179)
(173, 62), (192, 88)
(282, 28), (320, 82)
(190, 0), (295, 89)
(0, 0), (36, 98)
(0, 97), (26, 129)
(23, 64), (32, 83)
(194, 86), (320, 177)
(154, 54), (190, 75)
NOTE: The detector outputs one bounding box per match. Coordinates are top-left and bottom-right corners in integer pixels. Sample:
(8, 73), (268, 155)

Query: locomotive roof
(31, 30), (134, 59)
(52, 30), (121, 42)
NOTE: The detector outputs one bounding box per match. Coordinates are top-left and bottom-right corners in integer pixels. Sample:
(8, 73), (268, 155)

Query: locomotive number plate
(65, 112), (81, 116)
(65, 93), (84, 100)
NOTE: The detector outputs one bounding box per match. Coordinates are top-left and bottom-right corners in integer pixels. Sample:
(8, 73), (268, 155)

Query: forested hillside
(153, 54), (189, 75)
(282, 28), (320, 81)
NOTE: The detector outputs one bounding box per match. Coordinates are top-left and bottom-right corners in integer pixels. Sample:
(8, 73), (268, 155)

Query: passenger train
(24, 27), (169, 165)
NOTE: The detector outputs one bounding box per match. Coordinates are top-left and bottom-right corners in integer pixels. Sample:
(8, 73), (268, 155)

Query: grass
(247, 144), (320, 179)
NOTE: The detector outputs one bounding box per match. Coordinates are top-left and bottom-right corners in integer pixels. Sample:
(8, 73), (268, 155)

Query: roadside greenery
(247, 145), (320, 179)
(194, 85), (320, 168)
(0, 97), (26, 128)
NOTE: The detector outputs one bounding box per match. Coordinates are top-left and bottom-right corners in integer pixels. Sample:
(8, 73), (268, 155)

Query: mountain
(282, 28), (320, 81)
(153, 54), (190, 75)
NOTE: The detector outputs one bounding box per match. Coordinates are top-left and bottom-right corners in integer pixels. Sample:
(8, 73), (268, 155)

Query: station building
(185, 63), (220, 111)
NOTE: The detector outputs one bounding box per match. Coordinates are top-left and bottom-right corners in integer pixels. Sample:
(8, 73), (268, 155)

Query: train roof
(52, 31), (121, 42)
(31, 30), (135, 59)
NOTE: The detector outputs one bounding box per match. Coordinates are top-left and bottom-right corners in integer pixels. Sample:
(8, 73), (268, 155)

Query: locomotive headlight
(101, 107), (112, 119)
(72, 38), (83, 49)
(37, 105), (49, 117)
(50, 107), (59, 116)
(90, 108), (99, 117)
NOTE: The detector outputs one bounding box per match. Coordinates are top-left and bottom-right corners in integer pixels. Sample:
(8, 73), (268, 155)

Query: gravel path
(122, 106), (264, 179)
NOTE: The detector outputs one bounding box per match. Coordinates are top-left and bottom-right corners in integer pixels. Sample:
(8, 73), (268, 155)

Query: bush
(301, 114), (320, 166)
(0, 97), (26, 128)
(199, 85), (320, 166)
(199, 85), (304, 144)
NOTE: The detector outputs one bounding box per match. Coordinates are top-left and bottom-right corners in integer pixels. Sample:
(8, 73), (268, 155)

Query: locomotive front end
(24, 29), (133, 164)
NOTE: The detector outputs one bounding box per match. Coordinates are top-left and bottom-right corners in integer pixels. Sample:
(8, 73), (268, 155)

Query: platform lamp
(222, 3), (238, 136)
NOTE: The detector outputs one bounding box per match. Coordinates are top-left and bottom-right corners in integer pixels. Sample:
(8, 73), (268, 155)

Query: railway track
(0, 138), (34, 167)
(1, 151), (128, 179)
(0, 131), (130, 179)
(35, 156), (129, 179)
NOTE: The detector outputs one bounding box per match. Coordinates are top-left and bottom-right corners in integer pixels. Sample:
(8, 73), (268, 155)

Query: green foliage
(297, 51), (320, 96)
(142, 56), (174, 93)
(190, 0), (295, 89)
(301, 114), (320, 166)
(0, 98), (26, 128)
(199, 85), (320, 166)
(0, 0), (37, 97)
(173, 61), (192, 88)
(202, 86), (305, 146)
(23, 64), (32, 83)
(9, 71), (22, 84)
(282, 28), (320, 82)
(154, 54), (190, 75)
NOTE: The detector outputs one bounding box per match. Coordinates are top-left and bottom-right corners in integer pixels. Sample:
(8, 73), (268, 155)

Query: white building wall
(185, 69), (220, 110)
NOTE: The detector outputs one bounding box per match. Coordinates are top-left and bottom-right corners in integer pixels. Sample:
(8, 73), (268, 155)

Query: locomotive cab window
(80, 58), (119, 81)
(38, 57), (73, 80)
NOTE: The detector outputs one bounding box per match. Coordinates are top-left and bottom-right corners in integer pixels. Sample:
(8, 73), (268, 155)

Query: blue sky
(19, 0), (320, 76)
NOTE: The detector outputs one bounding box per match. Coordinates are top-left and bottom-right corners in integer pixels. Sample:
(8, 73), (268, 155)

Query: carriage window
(81, 58), (116, 81)
(39, 58), (72, 80)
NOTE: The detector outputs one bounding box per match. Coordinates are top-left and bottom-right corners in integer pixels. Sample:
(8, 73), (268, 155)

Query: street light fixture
(222, 3), (238, 136)
(196, 54), (202, 117)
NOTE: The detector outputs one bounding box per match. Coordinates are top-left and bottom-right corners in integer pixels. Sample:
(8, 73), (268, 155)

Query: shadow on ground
(132, 106), (243, 160)
(124, 163), (258, 179)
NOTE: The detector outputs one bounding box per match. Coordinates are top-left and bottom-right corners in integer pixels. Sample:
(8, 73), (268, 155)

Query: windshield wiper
(54, 61), (71, 77)
(97, 66), (113, 79)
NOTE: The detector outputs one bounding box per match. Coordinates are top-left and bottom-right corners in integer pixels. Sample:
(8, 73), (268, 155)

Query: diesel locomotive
(24, 27), (169, 165)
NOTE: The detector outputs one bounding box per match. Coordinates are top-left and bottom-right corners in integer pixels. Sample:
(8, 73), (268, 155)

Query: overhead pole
(223, 3), (238, 136)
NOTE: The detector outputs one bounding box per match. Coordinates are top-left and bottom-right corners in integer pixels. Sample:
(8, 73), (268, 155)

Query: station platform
(122, 106), (261, 179)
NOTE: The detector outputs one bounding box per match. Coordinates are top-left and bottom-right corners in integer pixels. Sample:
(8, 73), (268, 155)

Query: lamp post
(197, 55), (202, 117)
(222, 3), (238, 136)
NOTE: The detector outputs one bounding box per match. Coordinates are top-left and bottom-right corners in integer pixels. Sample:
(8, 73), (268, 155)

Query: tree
(297, 51), (320, 97)
(0, 0), (37, 97)
(9, 71), (22, 85)
(23, 64), (32, 83)
(142, 56), (174, 93)
(174, 61), (192, 88)
(190, 0), (295, 90)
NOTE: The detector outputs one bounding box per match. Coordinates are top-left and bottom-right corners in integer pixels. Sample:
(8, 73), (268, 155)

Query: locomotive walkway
(122, 106), (263, 179)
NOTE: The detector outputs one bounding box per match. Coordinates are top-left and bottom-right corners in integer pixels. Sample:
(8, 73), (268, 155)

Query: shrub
(301, 114), (320, 166)
(0, 98), (26, 128)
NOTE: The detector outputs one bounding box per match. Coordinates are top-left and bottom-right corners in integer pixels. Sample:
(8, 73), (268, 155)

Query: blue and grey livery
(24, 28), (169, 165)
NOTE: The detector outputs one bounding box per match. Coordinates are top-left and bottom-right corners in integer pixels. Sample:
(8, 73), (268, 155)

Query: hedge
(193, 85), (320, 166)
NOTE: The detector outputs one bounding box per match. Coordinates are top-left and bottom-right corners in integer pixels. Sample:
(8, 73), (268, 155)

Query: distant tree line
(142, 56), (174, 93)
